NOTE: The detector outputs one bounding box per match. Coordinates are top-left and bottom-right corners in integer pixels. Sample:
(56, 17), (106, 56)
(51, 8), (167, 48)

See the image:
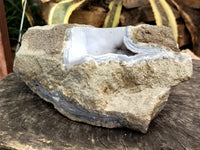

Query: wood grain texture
(0, 60), (200, 150)
(0, 0), (13, 79)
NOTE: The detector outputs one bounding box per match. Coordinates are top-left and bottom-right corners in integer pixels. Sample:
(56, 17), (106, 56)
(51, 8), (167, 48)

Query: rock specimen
(14, 24), (192, 133)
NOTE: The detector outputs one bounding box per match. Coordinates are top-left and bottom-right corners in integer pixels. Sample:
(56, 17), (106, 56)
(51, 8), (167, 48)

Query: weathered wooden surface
(0, 60), (200, 150)
(0, 0), (13, 80)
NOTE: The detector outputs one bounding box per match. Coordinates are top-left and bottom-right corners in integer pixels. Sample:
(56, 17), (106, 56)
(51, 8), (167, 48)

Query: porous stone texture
(14, 24), (193, 133)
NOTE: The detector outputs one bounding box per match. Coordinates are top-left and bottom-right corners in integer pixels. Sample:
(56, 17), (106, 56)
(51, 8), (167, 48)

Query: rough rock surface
(14, 24), (192, 133)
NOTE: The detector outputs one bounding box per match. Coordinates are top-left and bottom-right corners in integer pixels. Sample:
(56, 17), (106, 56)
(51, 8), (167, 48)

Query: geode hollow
(14, 24), (193, 133)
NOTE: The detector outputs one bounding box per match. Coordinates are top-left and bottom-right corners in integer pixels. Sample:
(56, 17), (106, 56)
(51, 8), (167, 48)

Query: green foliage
(4, 0), (29, 47)
(48, 0), (86, 25)
(4, 0), (44, 47)
(149, 0), (178, 41)
(103, 0), (122, 28)
(22, 0), (34, 26)
(103, 0), (177, 41)
(4, 0), (178, 47)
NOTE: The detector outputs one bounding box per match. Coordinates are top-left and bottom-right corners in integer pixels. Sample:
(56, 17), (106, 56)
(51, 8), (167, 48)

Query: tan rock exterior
(14, 24), (192, 133)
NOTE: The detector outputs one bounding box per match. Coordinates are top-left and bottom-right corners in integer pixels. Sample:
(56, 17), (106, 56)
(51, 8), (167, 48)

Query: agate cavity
(64, 26), (133, 66)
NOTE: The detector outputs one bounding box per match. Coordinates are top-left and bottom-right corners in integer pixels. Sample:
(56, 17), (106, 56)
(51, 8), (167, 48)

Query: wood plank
(0, 0), (13, 79)
(0, 60), (200, 150)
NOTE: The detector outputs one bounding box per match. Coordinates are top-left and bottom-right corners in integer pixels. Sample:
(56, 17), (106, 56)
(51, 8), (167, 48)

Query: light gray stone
(14, 24), (192, 133)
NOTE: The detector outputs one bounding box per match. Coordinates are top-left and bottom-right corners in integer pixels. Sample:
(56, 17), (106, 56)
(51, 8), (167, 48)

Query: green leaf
(149, 0), (178, 41)
(6, 0), (21, 12)
(48, 0), (86, 25)
(103, 0), (123, 28)
(22, 0), (34, 26)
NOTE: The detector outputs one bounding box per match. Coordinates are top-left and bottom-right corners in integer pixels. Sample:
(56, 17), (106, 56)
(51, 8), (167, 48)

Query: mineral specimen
(14, 24), (192, 133)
